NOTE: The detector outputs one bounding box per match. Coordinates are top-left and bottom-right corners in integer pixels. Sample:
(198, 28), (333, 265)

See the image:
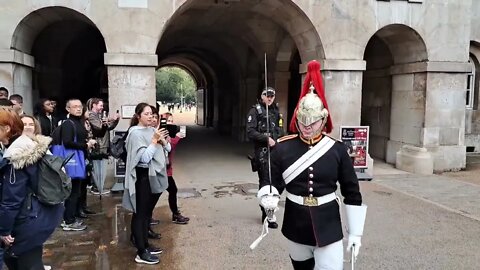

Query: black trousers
(78, 179), (89, 212)
(148, 193), (161, 222)
(167, 176), (179, 214)
(64, 179), (83, 224)
(4, 246), (44, 270)
(148, 175), (180, 221)
(131, 167), (154, 254)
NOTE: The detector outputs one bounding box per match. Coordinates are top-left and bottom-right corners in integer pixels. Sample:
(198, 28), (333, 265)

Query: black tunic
(264, 135), (362, 247)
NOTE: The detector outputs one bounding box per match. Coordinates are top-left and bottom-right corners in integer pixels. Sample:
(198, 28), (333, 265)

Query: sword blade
(264, 53), (272, 194)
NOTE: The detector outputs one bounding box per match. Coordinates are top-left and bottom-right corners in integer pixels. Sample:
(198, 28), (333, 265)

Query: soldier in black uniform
(246, 87), (284, 228)
(257, 61), (367, 269)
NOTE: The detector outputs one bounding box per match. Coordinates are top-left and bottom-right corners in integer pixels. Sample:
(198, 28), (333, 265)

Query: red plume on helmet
(288, 60), (333, 134)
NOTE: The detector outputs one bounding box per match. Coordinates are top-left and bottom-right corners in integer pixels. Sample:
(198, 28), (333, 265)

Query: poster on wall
(340, 126), (369, 169)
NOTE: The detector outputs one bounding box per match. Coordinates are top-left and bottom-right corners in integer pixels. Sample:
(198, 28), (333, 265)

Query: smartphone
(159, 118), (168, 129)
(180, 126), (186, 137)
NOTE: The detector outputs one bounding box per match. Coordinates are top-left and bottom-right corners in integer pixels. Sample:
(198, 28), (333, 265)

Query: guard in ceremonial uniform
(257, 61), (367, 269)
(246, 87), (284, 228)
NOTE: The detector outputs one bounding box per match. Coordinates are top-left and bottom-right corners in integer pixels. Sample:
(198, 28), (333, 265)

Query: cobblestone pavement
(6, 109), (480, 269)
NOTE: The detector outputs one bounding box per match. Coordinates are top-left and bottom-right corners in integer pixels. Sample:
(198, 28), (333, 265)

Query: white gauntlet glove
(345, 204), (367, 260)
(257, 185), (280, 222)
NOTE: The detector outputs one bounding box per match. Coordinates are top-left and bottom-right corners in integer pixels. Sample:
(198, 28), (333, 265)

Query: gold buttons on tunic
(309, 194), (313, 198)
(309, 167), (313, 171)
(309, 187), (313, 192)
(309, 181), (313, 185)
(309, 174), (314, 178)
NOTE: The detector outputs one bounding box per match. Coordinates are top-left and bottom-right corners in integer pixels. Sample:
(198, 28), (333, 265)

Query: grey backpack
(35, 154), (72, 206)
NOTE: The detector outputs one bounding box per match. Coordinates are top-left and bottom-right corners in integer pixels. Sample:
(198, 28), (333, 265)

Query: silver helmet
(296, 84), (329, 126)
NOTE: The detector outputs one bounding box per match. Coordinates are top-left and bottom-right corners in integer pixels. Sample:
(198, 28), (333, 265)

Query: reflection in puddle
(213, 182), (258, 198)
(41, 193), (186, 269)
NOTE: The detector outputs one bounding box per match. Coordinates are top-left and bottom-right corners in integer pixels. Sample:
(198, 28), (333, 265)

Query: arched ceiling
(11, 6), (102, 54)
(366, 24), (428, 65)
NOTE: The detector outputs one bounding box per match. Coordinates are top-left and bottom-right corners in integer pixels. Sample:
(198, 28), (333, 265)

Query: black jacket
(57, 115), (88, 155)
(264, 135), (362, 247)
(246, 102), (283, 149)
(36, 114), (57, 137)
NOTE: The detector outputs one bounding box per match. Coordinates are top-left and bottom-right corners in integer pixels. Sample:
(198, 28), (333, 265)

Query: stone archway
(11, 6), (107, 113)
(156, 0), (323, 140)
(362, 24), (428, 163)
(466, 43), (480, 153)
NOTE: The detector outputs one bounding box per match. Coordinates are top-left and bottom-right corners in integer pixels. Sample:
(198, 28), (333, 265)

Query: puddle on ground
(38, 194), (182, 270)
(177, 188), (202, 198)
(213, 182), (258, 198)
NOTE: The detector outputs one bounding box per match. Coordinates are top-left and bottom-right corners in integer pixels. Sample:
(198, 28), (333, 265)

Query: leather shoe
(82, 208), (96, 215)
(76, 210), (88, 219)
(148, 228), (161, 239)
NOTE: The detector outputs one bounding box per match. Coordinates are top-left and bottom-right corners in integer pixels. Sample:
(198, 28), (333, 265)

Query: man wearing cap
(257, 60), (367, 269)
(246, 87), (284, 229)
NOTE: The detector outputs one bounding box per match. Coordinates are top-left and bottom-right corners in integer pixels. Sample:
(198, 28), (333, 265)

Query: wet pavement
(4, 109), (480, 269)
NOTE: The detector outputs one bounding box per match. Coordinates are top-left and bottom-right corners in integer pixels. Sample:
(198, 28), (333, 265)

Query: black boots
(148, 227), (162, 239)
(290, 257), (315, 270)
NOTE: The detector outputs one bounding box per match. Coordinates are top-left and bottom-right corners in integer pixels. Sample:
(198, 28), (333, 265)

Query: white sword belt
(286, 192), (337, 207)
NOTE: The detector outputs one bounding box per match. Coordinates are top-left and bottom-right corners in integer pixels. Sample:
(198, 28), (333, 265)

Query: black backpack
(34, 154), (72, 206)
(110, 131), (128, 162)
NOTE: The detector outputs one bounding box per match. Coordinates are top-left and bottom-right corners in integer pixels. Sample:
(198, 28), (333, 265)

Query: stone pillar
(274, 71), (290, 133)
(0, 49), (35, 113)
(423, 62), (470, 171)
(386, 71), (426, 164)
(390, 61), (470, 172)
(299, 59), (366, 138)
(104, 53), (157, 130)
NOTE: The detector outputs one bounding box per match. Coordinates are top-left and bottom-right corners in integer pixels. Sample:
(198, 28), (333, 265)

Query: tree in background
(156, 66), (196, 104)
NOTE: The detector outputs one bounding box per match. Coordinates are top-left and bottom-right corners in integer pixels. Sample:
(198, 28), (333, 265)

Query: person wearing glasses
(57, 99), (96, 232)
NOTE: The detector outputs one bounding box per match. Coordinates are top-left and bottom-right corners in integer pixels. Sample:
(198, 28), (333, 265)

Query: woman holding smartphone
(123, 103), (169, 265)
(162, 112), (189, 224)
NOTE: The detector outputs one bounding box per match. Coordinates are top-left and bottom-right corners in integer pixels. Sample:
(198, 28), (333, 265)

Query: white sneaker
(62, 221), (87, 231)
(44, 265), (52, 270)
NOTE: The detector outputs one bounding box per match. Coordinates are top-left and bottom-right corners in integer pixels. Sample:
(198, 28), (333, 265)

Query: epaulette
(323, 133), (342, 142)
(255, 104), (263, 115)
(277, 134), (298, 143)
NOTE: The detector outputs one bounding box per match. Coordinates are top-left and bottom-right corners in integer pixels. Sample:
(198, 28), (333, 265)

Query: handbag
(50, 120), (86, 179)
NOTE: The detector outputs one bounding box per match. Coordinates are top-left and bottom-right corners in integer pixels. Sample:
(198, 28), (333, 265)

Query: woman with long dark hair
(33, 99), (57, 136)
(161, 112), (189, 224)
(122, 103), (169, 265)
(0, 108), (63, 269)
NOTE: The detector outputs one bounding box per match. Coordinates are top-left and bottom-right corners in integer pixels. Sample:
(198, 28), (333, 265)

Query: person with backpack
(0, 109), (64, 269)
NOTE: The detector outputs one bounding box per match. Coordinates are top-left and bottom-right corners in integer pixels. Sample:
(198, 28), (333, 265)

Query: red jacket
(167, 136), (181, 176)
